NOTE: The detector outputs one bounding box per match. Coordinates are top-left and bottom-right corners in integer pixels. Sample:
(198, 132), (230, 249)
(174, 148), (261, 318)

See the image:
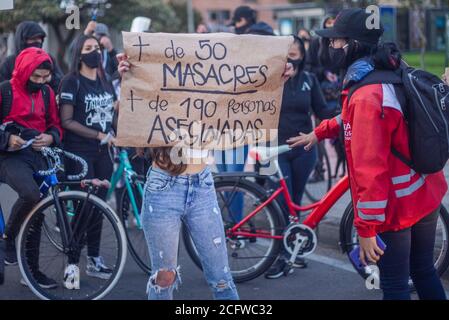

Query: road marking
(308, 252), (449, 297)
(307, 253), (357, 273)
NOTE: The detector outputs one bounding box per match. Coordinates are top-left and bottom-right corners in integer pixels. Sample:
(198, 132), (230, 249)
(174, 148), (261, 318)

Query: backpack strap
(346, 69), (414, 169)
(0, 81), (13, 125)
(347, 70), (403, 104)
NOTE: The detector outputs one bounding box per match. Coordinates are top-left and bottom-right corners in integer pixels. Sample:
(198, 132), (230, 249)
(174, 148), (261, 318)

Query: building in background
(192, 0), (448, 52)
(192, 0), (289, 32)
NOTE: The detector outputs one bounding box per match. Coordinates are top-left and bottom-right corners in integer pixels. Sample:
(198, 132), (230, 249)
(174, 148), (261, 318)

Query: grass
(402, 51), (447, 77)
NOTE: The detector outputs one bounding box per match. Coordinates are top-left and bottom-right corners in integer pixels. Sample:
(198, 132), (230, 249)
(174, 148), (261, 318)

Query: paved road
(2, 159), (449, 300)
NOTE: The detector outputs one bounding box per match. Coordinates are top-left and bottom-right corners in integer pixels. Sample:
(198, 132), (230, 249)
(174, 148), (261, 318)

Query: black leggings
(0, 150), (45, 240)
(64, 147), (113, 263)
(378, 208), (447, 300)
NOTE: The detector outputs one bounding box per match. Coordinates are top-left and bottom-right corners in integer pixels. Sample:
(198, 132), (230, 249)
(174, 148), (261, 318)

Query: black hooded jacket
(306, 16), (341, 82)
(0, 21), (63, 92)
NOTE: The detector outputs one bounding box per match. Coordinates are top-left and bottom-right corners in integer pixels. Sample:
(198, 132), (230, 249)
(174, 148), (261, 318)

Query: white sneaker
(63, 264), (80, 290)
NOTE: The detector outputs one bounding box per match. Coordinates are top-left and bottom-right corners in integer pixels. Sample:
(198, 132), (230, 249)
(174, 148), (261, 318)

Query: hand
(84, 21), (97, 36)
(359, 236), (384, 266)
(325, 71), (338, 83)
(287, 132), (318, 151)
(32, 133), (54, 151)
(97, 132), (116, 146)
(8, 134), (26, 151)
(135, 147), (145, 158)
(442, 72), (448, 85)
(100, 36), (114, 52)
(117, 53), (130, 78)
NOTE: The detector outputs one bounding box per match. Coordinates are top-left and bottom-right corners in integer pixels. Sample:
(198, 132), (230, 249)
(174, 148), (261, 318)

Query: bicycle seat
(249, 145), (291, 163)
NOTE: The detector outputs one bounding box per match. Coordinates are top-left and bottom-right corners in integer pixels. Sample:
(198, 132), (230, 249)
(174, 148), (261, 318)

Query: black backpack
(0, 80), (51, 123)
(348, 64), (449, 174)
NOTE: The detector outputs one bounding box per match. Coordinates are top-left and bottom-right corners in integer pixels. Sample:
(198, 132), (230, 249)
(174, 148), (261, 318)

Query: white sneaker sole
(63, 281), (80, 290)
(4, 260), (18, 266)
(20, 278), (58, 289)
(86, 270), (112, 280)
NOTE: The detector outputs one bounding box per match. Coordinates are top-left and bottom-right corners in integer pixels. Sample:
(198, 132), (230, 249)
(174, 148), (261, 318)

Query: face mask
(329, 47), (347, 69)
(26, 80), (44, 93)
(287, 57), (305, 73)
(235, 25), (247, 35)
(81, 50), (101, 69)
(25, 42), (43, 49)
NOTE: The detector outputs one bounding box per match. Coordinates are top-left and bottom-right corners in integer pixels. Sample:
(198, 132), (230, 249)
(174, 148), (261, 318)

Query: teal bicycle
(106, 147), (150, 274)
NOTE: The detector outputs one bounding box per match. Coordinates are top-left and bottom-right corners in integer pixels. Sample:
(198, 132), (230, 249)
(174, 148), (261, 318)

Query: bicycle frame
(227, 160), (350, 240)
(106, 150), (144, 229)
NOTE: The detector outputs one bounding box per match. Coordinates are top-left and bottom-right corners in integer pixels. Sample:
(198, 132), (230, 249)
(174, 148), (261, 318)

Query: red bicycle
(183, 145), (449, 283)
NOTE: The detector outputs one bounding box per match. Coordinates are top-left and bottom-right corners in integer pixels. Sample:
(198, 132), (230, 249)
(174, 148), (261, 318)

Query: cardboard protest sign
(116, 32), (293, 149)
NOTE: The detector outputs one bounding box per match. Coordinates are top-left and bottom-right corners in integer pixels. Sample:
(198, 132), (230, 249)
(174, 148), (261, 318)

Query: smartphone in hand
(349, 235), (386, 271)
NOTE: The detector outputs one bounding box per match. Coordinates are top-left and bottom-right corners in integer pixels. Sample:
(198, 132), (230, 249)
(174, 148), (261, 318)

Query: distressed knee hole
(147, 266), (182, 294)
(154, 270), (176, 288)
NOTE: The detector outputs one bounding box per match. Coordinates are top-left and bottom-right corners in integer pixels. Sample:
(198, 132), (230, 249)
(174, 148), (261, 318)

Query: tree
(397, 0), (439, 69)
(0, 0), (181, 70)
(168, 0), (203, 33)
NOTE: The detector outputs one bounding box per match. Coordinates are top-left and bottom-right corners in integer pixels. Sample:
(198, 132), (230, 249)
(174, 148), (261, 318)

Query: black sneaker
(264, 258), (294, 279)
(21, 271), (58, 289)
(4, 240), (17, 266)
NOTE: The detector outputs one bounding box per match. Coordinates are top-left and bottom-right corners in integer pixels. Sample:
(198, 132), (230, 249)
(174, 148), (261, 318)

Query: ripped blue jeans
(141, 166), (239, 300)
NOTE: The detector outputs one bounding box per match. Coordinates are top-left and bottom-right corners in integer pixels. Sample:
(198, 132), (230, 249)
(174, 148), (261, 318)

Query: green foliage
(0, 0), (181, 33)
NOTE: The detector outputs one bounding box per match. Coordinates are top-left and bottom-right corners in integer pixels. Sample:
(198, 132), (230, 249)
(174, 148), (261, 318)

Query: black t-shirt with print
(59, 73), (116, 152)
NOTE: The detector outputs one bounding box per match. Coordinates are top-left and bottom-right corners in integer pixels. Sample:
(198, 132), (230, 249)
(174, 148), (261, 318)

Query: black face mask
(81, 50), (101, 69)
(235, 25), (248, 35)
(287, 58), (305, 73)
(329, 47), (347, 69)
(26, 80), (44, 93)
(25, 42), (43, 49)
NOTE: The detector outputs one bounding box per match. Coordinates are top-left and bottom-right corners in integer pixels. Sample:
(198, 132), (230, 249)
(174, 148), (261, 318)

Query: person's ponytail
(372, 42), (402, 71)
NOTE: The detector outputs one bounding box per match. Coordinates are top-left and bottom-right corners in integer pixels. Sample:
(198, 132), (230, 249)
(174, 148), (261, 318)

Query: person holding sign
(58, 35), (118, 290)
(117, 53), (246, 300)
(288, 8), (447, 300)
(265, 36), (335, 279)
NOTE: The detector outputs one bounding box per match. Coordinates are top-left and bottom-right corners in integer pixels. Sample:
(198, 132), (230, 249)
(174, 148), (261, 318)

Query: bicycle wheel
(183, 177), (286, 283)
(0, 238), (5, 285)
(340, 202), (449, 280)
(117, 179), (151, 274)
(304, 141), (332, 203)
(17, 191), (127, 300)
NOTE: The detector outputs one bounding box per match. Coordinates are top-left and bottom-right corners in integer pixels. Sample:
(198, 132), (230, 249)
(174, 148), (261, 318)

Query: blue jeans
(277, 146), (317, 221)
(214, 146), (248, 222)
(378, 208), (447, 300)
(141, 166), (239, 300)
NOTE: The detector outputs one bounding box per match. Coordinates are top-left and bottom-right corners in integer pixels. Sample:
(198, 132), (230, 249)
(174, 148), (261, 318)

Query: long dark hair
(149, 147), (187, 176)
(291, 35), (306, 59)
(68, 34), (109, 87)
(345, 40), (402, 71)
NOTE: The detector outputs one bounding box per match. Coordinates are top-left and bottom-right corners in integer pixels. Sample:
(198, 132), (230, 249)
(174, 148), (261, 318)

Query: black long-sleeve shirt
(278, 71), (336, 144)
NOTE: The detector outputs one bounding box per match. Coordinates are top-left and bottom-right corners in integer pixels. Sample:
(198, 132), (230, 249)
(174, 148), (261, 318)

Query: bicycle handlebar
(38, 148), (88, 181)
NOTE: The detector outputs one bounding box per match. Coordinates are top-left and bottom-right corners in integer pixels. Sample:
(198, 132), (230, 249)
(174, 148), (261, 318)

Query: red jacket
(315, 83), (447, 237)
(0, 47), (62, 143)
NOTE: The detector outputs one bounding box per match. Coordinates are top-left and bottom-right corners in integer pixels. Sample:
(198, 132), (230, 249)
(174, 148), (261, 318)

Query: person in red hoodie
(0, 47), (62, 289)
(288, 9), (447, 300)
